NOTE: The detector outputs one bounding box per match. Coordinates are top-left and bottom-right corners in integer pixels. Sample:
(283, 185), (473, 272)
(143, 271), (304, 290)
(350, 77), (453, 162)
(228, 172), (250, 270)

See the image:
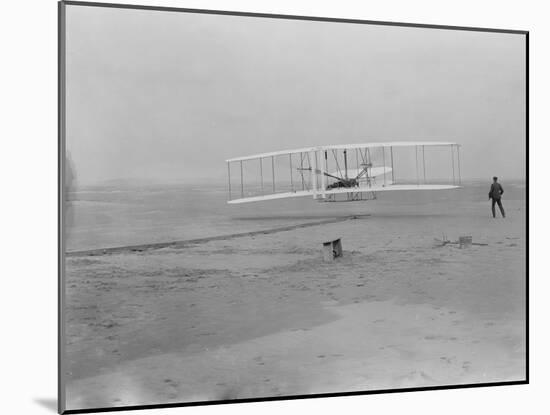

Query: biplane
(226, 142), (461, 204)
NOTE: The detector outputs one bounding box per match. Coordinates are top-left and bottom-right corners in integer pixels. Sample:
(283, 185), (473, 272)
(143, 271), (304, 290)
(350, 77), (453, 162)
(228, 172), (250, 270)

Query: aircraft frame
(226, 142), (461, 204)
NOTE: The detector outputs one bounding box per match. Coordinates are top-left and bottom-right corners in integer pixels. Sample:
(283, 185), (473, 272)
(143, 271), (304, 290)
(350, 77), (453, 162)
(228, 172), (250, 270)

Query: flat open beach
(64, 182), (526, 409)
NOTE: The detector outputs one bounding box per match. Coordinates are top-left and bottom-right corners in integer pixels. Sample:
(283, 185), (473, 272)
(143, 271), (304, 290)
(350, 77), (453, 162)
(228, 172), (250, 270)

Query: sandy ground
(64, 199), (526, 410)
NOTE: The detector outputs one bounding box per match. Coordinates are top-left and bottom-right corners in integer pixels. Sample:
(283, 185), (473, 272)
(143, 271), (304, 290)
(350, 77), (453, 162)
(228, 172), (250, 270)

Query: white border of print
(1, 1), (543, 414)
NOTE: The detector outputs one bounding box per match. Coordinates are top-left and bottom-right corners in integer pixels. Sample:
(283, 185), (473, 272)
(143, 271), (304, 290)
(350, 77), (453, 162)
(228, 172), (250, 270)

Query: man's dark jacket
(489, 182), (504, 200)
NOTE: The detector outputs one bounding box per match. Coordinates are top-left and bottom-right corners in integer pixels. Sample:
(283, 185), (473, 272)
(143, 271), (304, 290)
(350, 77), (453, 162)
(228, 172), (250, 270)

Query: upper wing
(226, 142), (456, 163)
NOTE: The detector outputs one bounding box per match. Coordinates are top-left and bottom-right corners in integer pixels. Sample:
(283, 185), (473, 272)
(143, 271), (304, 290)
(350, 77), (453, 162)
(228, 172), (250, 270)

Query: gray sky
(65, 5), (526, 185)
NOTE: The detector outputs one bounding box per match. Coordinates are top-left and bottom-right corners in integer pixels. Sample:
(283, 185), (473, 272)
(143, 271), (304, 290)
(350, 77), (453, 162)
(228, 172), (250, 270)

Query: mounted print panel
(59, 1), (528, 413)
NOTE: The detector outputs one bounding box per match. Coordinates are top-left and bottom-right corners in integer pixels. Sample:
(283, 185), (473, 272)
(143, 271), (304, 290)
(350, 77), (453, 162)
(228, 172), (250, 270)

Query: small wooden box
(322, 238), (343, 261)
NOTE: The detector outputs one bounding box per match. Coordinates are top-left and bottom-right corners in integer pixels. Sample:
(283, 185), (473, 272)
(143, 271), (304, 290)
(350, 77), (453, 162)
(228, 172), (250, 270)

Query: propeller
(354, 163), (373, 180)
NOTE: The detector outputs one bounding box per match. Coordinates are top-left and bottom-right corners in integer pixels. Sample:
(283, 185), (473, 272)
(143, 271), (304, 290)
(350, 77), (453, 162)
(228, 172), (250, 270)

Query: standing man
(488, 176), (505, 218)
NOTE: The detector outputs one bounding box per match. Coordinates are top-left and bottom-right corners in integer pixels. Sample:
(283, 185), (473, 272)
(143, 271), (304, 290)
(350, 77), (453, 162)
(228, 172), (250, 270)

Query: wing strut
(240, 160), (244, 198)
(451, 145), (456, 185)
(271, 156), (275, 192)
(227, 162), (232, 201)
(300, 153), (305, 190)
(311, 150), (318, 198)
(260, 157), (264, 195)
(382, 147), (387, 186)
(457, 145), (462, 185)
(415, 146), (420, 185)
(289, 154), (294, 191)
(422, 145), (426, 183)
(390, 146), (395, 184)
(344, 150), (349, 180)
(321, 151), (328, 199)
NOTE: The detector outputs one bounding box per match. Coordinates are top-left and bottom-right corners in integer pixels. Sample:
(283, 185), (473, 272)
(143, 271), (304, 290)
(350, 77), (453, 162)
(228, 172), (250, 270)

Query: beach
(63, 182), (526, 409)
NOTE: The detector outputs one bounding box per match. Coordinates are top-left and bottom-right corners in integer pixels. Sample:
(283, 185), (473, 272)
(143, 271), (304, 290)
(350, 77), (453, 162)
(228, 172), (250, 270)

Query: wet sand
(64, 198), (526, 410)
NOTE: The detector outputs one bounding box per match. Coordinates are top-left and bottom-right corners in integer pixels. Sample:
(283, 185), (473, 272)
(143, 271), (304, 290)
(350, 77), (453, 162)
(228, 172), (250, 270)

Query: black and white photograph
(59, 1), (527, 413)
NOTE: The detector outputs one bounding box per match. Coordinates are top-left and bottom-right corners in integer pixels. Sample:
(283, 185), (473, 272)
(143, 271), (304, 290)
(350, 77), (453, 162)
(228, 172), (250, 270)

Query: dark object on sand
(323, 238), (343, 262)
(459, 236), (473, 248)
(434, 234), (488, 248)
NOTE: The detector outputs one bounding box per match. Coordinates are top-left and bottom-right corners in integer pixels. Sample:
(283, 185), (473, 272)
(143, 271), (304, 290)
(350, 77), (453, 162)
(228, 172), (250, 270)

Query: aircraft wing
(227, 190), (312, 204)
(227, 184), (461, 204)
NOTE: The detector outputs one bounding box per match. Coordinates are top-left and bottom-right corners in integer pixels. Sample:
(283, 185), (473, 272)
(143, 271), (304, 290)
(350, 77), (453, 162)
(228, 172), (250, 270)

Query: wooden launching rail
(66, 215), (370, 257)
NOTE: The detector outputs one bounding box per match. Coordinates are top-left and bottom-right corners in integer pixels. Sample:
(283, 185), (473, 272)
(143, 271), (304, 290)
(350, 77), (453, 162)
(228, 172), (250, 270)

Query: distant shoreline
(67, 178), (527, 192)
